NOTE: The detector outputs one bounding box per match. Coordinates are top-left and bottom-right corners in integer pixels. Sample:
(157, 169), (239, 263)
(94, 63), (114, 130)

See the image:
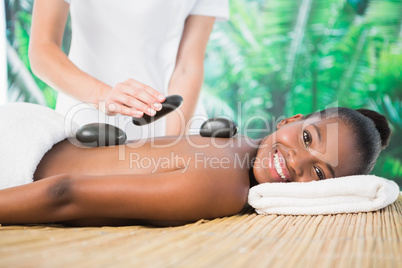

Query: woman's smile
(255, 142), (293, 183)
(266, 149), (291, 183)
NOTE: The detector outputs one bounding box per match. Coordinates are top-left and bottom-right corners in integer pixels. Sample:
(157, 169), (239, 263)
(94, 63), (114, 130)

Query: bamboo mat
(1, 195), (401, 268)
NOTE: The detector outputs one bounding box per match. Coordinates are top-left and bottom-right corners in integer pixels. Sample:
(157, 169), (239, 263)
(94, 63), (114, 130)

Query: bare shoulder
(145, 135), (257, 219)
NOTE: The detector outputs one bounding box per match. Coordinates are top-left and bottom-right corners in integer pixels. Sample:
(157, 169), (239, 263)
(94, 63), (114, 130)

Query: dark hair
(306, 107), (391, 174)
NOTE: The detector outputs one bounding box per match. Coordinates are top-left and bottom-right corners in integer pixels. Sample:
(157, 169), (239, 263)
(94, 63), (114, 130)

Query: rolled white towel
(0, 102), (76, 189)
(248, 175), (400, 215)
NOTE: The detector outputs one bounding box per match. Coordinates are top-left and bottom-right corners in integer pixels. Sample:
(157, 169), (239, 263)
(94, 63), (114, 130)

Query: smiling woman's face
(253, 114), (360, 184)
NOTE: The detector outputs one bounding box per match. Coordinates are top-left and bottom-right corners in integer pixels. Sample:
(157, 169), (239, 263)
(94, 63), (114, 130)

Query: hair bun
(356, 109), (391, 148)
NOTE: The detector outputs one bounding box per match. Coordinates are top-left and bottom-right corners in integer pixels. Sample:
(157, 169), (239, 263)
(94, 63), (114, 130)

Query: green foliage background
(6, 0), (402, 186)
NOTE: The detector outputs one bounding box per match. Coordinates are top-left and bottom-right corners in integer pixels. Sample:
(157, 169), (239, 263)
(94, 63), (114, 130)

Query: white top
(57, 0), (229, 140)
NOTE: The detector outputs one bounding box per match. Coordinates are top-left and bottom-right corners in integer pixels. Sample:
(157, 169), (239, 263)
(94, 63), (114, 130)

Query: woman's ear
(276, 114), (304, 129)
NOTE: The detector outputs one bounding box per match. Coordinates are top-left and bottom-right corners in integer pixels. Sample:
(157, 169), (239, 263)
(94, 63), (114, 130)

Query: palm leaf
(7, 41), (46, 105)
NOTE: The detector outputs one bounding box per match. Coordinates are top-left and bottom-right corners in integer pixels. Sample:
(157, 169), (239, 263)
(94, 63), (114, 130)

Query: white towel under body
(248, 175), (400, 215)
(0, 102), (73, 189)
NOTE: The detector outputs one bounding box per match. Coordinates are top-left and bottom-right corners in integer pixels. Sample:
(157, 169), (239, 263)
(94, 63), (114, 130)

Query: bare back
(29, 135), (259, 226)
(34, 135), (258, 180)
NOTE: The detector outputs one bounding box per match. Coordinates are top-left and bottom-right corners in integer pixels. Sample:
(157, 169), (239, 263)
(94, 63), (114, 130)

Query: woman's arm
(0, 168), (248, 225)
(29, 0), (164, 117)
(29, 0), (108, 106)
(166, 15), (215, 135)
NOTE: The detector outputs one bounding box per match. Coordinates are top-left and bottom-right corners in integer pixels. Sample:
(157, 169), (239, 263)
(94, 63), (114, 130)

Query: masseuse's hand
(103, 79), (166, 117)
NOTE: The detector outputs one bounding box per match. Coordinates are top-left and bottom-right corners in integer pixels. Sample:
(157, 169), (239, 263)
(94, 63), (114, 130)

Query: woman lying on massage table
(0, 107), (390, 227)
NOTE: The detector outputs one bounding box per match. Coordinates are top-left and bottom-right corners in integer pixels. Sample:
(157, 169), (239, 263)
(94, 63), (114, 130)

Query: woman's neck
(248, 138), (262, 187)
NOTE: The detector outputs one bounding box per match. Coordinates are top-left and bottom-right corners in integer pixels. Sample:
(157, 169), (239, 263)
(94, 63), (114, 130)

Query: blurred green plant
(6, 0), (70, 107)
(6, 0), (48, 105)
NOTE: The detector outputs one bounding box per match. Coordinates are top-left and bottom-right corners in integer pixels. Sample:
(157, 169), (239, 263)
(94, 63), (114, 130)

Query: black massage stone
(132, 95), (183, 126)
(76, 123), (127, 147)
(200, 117), (238, 138)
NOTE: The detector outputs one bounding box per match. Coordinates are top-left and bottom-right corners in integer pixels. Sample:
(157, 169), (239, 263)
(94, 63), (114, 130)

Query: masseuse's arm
(0, 168), (247, 225)
(166, 15), (215, 135)
(29, 0), (164, 117)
